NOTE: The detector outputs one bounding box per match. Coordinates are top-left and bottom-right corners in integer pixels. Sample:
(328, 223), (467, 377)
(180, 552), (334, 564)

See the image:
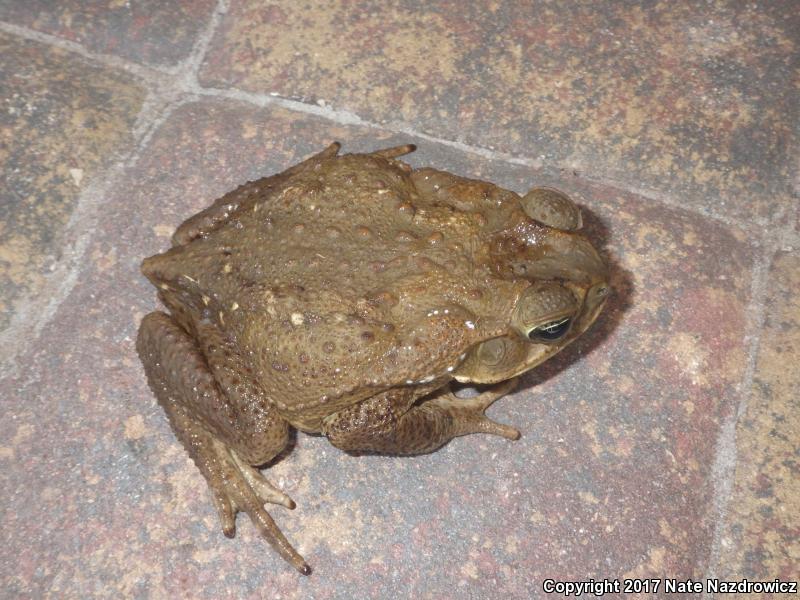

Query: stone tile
(0, 0), (216, 67)
(0, 32), (145, 332)
(0, 99), (755, 597)
(200, 0), (798, 227)
(716, 250), (800, 582)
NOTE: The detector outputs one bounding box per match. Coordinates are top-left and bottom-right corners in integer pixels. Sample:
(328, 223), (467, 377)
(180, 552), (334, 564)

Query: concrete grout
(702, 189), (798, 587)
(0, 91), (182, 378)
(187, 85), (762, 234)
(702, 235), (778, 589)
(0, 20), (173, 84)
(172, 0), (229, 90)
(0, 1), (234, 374)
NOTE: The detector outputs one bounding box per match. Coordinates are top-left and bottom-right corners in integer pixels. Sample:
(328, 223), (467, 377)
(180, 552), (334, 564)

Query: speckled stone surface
(0, 0), (216, 67)
(2, 2), (798, 597)
(0, 100), (758, 597)
(200, 0), (798, 226)
(715, 250), (800, 581)
(0, 32), (145, 332)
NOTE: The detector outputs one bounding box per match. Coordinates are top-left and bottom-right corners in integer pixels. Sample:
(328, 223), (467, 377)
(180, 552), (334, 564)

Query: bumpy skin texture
(136, 143), (608, 574)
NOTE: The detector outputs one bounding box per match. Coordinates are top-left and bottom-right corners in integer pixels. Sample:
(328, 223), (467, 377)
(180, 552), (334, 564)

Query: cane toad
(136, 142), (609, 574)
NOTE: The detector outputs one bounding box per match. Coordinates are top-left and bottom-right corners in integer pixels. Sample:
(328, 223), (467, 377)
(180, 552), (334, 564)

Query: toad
(136, 142), (609, 574)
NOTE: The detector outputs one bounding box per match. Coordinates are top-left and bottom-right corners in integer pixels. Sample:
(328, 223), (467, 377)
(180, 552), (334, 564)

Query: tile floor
(1, 1), (797, 598)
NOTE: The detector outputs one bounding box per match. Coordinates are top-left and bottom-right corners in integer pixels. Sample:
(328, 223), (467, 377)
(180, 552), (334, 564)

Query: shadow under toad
(517, 201), (633, 391)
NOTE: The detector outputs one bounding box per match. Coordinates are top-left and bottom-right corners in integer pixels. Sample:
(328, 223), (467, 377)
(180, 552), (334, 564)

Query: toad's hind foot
(152, 393), (310, 574)
(158, 405), (310, 573)
(200, 437), (309, 575)
(435, 377), (521, 440)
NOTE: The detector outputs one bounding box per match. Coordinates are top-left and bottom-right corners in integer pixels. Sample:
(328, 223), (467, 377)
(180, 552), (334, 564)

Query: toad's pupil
(530, 317), (571, 341)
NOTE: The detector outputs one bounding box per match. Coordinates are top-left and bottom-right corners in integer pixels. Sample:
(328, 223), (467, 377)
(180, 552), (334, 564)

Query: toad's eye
(528, 317), (572, 342)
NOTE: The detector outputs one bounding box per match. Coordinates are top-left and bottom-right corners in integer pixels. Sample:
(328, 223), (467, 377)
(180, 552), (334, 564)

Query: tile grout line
(173, 0), (229, 90)
(0, 0), (231, 377)
(704, 221), (798, 584)
(0, 20), (173, 83)
(0, 0), (230, 376)
(0, 92), (180, 378)
(0, 16), (760, 235)
(188, 84), (757, 233)
(702, 236), (776, 590)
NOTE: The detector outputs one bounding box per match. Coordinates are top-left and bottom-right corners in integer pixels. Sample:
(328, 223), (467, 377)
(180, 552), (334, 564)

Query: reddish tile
(0, 0), (216, 67)
(715, 250), (800, 583)
(0, 32), (145, 332)
(0, 99), (756, 596)
(200, 0), (798, 227)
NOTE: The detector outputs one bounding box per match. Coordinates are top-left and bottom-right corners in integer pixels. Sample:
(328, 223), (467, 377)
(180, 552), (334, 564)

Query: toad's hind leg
(322, 379), (520, 455)
(136, 312), (310, 575)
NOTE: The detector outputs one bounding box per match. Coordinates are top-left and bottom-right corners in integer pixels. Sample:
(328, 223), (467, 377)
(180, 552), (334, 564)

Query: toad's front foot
(434, 377), (521, 440)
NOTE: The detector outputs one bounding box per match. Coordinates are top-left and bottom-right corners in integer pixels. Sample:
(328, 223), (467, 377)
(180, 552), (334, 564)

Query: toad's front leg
(136, 312), (310, 575)
(322, 379), (520, 455)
